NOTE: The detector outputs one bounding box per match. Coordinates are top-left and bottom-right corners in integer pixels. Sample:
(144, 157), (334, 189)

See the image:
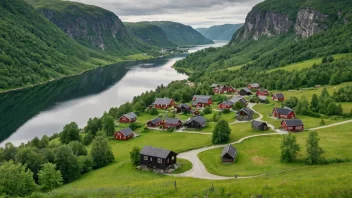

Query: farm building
(281, 119), (304, 132)
(236, 107), (255, 121)
(119, 112), (137, 123)
(272, 93), (285, 101)
(272, 107), (296, 119)
(152, 98), (176, 109)
(184, 116), (207, 129)
(256, 88), (269, 96)
(146, 117), (162, 127)
(140, 146), (178, 169)
(162, 118), (182, 129)
(248, 83), (260, 90)
(114, 128), (134, 140)
(239, 88), (252, 96)
(192, 95), (212, 107)
(221, 144), (237, 164)
(219, 96), (248, 110)
(176, 103), (191, 113)
(252, 120), (269, 131)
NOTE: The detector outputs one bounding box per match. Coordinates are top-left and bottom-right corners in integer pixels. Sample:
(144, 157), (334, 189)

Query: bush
(129, 122), (143, 131)
(149, 108), (159, 115)
(130, 147), (141, 166)
(203, 106), (212, 115)
(222, 109), (230, 114)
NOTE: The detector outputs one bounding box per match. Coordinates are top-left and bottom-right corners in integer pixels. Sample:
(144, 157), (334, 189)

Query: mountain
(150, 21), (214, 46)
(196, 24), (243, 41)
(25, 0), (153, 55)
(124, 22), (177, 48)
(0, 0), (117, 91)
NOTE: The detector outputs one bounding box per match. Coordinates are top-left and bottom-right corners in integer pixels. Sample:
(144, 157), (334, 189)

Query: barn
(272, 93), (285, 101)
(162, 118), (183, 129)
(281, 119), (304, 132)
(140, 146), (178, 169)
(146, 117), (162, 127)
(248, 83), (260, 90)
(272, 107), (296, 119)
(114, 128), (134, 140)
(184, 116), (207, 129)
(256, 88), (269, 96)
(239, 88), (252, 96)
(152, 98), (176, 109)
(252, 120), (269, 131)
(176, 103), (191, 113)
(119, 112), (137, 123)
(192, 95), (212, 107)
(236, 107), (255, 121)
(221, 144), (237, 164)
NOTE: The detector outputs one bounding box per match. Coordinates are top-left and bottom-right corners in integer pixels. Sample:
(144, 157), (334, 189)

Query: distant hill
(150, 21), (214, 46)
(25, 0), (153, 55)
(196, 24), (243, 41)
(0, 0), (116, 91)
(124, 22), (177, 48)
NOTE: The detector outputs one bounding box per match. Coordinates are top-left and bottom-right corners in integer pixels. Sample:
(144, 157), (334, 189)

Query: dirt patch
(251, 156), (268, 164)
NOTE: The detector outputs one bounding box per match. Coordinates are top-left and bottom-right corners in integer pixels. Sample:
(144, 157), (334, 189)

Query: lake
(0, 41), (227, 146)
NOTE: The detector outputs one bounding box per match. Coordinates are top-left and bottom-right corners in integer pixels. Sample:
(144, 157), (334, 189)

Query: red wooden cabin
(272, 107), (296, 119)
(192, 95), (212, 107)
(114, 128), (134, 140)
(281, 119), (304, 132)
(272, 93), (285, 101)
(214, 87), (225, 94)
(218, 101), (234, 110)
(146, 117), (162, 128)
(256, 88), (269, 96)
(119, 112), (137, 123)
(248, 83), (260, 90)
(162, 118), (182, 129)
(152, 98), (176, 109)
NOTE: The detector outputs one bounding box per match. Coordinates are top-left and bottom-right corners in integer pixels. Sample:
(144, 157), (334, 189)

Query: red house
(272, 107), (296, 119)
(119, 112), (137, 123)
(281, 119), (304, 132)
(248, 83), (260, 90)
(162, 118), (182, 129)
(114, 128), (134, 140)
(218, 101), (234, 110)
(272, 93), (285, 101)
(256, 88), (269, 96)
(192, 95), (212, 107)
(176, 103), (191, 113)
(152, 98), (176, 109)
(226, 86), (236, 93)
(146, 117), (162, 127)
(219, 96), (248, 110)
(214, 87), (225, 94)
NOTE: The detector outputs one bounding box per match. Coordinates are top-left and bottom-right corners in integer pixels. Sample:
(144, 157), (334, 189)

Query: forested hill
(196, 24), (243, 41)
(0, 0), (116, 91)
(175, 0), (352, 75)
(25, 0), (153, 55)
(149, 21), (214, 46)
(124, 22), (177, 48)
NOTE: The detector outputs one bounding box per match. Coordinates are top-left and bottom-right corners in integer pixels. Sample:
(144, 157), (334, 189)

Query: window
(144, 156), (148, 160)
(150, 157), (152, 161)
(172, 156), (175, 160)
(157, 158), (162, 163)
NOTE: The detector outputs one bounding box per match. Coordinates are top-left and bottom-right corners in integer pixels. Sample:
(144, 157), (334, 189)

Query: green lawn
(125, 53), (153, 60)
(171, 159), (193, 174)
(229, 122), (274, 143)
(199, 123), (352, 176)
(226, 65), (243, 71)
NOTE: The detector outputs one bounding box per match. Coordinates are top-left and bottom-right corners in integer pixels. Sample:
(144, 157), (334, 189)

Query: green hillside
(196, 24), (243, 41)
(26, 0), (154, 55)
(0, 0), (117, 91)
(150, 21), (214, 46)
(125, 22), (177, 48)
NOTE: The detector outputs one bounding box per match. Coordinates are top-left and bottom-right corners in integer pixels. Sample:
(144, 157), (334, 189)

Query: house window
(157, 158), (162, 163)
(150, 157), (152, 161)
(172, 156), (175, 160)
(144, 156), (148, 160)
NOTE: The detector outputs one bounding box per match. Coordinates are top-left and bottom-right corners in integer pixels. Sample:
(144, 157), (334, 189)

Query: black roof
(119, 128), (134, 136)
(241, 88), (252, 93)
(185, 116), (207, 125)
(153, 98), (173, 105)
(177, 103), (190, 109)
(148, 117), (162, 125)
(283, 119), (304, 127)
(140, 146), (177, 158)
(221, 100), (234, 106)
(229, 95), (247, 104)
(164, 118), (181, 125)
(252, 120), (267, 128)
(273, 93), (284, 98)
(221, 144), (237, 159)
(274, 107), (293, 115)
(258, 96), (267, 101)
(237, 107), (254, 116)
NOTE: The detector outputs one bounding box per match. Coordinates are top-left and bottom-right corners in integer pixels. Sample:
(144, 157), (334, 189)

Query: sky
(69, 0), (263, 28)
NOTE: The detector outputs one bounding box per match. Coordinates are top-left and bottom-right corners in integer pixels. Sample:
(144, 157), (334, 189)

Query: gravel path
(307, 120), (352, 131)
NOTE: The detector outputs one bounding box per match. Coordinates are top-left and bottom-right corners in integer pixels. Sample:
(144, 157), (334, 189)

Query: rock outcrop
(294, 8), (329, 38)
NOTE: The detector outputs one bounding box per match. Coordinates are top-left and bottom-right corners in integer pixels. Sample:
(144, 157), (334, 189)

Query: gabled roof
(274, 107), (293, 115)
(249, 83), (260, 88)
(241, 88), (252, 93)
(123, 112), (137, 119)
(119, 128), (134, 136)
(211, 84), (220, 88)
(153, 98), (173, 105)
(258, 88), (267, 92)
(185, 116), (207, 125)
(164, 118), (181, 125)
(221, 100), (235, 106)
(221, 144), (237, 159)
(282, 119), (304, 127)
(258, 96), (267, 101)
(252, 120), (267, 128)
(148, 117), (162, 125)
(230, 95), (247, 104)
(176, 103), (190, 109)
(193, 95), (212, 100)
(273, 93), (284, 98)
(237, 107), (254, 116)
(193, 97), (211, 104)
(140, 146), (177, 158)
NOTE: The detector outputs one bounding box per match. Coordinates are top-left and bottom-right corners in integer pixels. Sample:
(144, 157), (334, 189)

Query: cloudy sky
(69, 0), (263, 28)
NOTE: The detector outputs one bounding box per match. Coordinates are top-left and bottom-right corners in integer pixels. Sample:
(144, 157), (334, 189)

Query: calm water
(0, 41), (227, 146)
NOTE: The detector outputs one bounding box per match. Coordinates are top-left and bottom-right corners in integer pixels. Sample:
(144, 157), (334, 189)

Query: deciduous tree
(90, 136), (115, 168)
(54, 145), (81, 183)
(60, 122), (81, 144)
(212, 119), (231, 144)
(130, 146), (141, 166)
(280, 134), (300, 163)
(38, 163), (63, 192)
(306, 131), (324, 165)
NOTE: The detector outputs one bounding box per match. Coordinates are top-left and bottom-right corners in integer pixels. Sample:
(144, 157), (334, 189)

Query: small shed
(146, 117), (162, 127)
(140, 146), (178, 169)
(221, 144), (237, 164)
(184, 116), (207, 129)
(252, 120), (268, 131)
(236, 107), (255, 121)
(114, 128), (134, 140)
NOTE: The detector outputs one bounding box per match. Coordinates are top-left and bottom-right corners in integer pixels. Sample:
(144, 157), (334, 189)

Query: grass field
(198, 123), (352, 176)
(125, 53), (154, 60)
(170, 159), (193, 174)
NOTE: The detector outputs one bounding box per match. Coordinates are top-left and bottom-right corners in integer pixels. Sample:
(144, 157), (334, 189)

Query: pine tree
(212, 119), (231, 144)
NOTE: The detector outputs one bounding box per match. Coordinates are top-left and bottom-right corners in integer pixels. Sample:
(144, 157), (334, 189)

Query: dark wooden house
(162, 118), (183, 129)
(221, 144), (237, 164)
(239, 88), (252, 96)
(272, 93), (285, 101)
(114, 128), (134, 141)
(272, 107), (296, 119)
(176, 103), (191, 113)
(146, 117), (162, 127)
(281, 119), (304, 132)
(119, 112), (137, 123)
(139, 146), (178, 169)
(252, 120), (269, 131)
(236, 107), (255, 121)
(152, 98), (176, 109)
(184, 116), (207, 129)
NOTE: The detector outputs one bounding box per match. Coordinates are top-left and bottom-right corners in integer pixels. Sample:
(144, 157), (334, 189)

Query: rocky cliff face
(295, 8), (328, 38)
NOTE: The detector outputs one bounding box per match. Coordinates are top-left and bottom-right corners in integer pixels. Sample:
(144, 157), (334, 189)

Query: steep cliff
(295, 8), (329, 38)
(196, 24), (243, 41)
(26, 0), (152, 55)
